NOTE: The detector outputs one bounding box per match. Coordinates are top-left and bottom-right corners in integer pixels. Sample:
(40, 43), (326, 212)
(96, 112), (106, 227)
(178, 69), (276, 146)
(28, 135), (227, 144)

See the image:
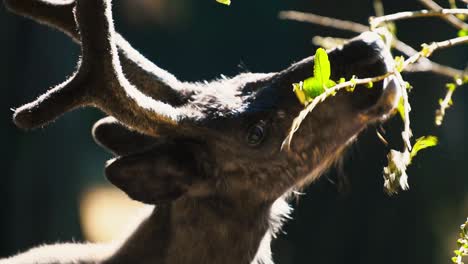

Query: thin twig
(418, 0), (468, 30)
(370, 9), (468, 29)
(283, 35), (468, 149)
(395, 71), (412, 150)
(279, 10), (466, 79)
(403, 35), (468, 69)
(311, 36), (348, 49)
(282, 73), (393, 149)
(405, 61), (464, 78)
(279, 11), (369, 33)
(392, 38), (464, 78)
(435, 85), (456, 126)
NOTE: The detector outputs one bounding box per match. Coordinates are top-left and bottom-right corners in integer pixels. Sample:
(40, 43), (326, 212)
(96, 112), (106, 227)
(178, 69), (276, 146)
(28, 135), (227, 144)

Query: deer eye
(246, 124), (265, 147)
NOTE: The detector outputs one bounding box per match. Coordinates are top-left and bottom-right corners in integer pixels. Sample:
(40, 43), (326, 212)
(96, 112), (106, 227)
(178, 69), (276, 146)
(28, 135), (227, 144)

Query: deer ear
(104, 143), (199, 203)
(92, 116), (158, 156)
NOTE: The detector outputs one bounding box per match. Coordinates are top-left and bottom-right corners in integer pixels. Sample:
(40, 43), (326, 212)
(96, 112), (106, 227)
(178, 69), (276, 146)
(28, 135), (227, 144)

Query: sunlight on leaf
(216, 0), (231, 6)
(394, 56), (405, 72)
(397, 97), (405, 121)
(459, 29), (468, 37)
(292, 48), (338, 105)
(313, 48), (331, 84)
(436, 83), (458, 126)
(293, 82), (307, 105)
(452, 218), (468, 264)
(410, 136), (438, 160)
(384, 136), (437, 195)
(420, 43), (435, 57)
(303, 77), (326, 98)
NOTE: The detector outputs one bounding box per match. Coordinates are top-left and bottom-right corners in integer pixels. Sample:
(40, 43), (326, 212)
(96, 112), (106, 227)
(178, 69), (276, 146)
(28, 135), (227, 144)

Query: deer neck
(106, 195), (291, 264)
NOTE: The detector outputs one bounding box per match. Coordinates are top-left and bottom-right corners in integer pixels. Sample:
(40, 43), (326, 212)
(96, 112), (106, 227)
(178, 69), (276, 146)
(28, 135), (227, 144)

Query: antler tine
(3, 0), (77, 38)
(4, 0), (187, 106)
(13, 0), (195, 137)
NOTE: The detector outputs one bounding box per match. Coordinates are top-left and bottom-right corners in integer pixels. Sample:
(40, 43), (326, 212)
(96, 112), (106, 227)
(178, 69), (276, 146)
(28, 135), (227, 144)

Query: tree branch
(283, 34), (468, 149)
(403, 36), (468, 69)
(418, 0), (468, 30)
(279, 10), (466, 79)
(370, 9), (468, 29)
(279, 10), (368, 33)
(282, 73), (393, 149)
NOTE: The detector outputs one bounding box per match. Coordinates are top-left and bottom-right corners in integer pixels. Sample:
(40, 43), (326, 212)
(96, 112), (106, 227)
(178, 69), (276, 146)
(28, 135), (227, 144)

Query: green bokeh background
(0, 0), (467, 263)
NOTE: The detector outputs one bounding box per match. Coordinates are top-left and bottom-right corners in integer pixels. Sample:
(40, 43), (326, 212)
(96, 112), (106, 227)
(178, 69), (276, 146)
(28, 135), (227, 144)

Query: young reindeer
(2, 0), (400, 263)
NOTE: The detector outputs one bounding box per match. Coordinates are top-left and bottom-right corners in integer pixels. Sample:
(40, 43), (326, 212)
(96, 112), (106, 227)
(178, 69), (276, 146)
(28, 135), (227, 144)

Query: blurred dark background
(0, 0), (467, 263)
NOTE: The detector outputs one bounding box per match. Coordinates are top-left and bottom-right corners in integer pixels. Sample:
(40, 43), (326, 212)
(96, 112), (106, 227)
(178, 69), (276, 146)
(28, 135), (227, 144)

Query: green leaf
(293, 82), (307, 105)
(447, 83), (457, 92)
(458, 29), (468, 37)
(383, 149), (410, 195)
(456, 14), (467, 21)
(303, 77), (325, 98)
(405, 81), (413, 90)
(410, 136), (438, 160)
(292, 47), (338, 105)
(420, 43), (433, 57)
(397, 97), (405, 121)
(313, 48), (331, 85)
(394, 56), (405, 72)
(346, 76), (358, 92)
(216, 0), (231, 5)
(326, 79), (337, 88)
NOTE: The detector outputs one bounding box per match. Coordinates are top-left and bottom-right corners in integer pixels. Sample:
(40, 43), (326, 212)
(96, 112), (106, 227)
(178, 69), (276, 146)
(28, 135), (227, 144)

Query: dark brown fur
(2, 0), (400, 263)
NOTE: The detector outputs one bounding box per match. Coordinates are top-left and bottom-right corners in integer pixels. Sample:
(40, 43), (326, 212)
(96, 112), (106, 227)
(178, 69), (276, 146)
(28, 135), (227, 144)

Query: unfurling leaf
(459, 29), (468, 37)
(404, 81), (413, 90)
(420, 43), (434, 57)
(436, 83), (458, 126)
(394, 56), (405, 72)
(384, 136), (437, 194)
(397, 97), (405, 121)
(313, 48), (331, 84)
(303, 77), (326, 98)
(410, 136), (438, 160)
(293, 82), (307, 105)
(216, 0), (231, 5)
(447, 82), (457, 91)
(293, 47), (338, 105)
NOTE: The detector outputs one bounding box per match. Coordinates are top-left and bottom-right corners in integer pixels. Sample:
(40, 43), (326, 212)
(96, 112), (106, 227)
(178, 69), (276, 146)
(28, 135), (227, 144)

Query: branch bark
(418, 0), (468, 30)
(279, 10), (466, 79)
(370, 9), (468, 29)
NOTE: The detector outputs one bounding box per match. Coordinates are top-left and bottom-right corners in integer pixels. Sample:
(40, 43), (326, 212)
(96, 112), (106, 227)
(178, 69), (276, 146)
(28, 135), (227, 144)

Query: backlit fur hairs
(1, 0), (400, 263)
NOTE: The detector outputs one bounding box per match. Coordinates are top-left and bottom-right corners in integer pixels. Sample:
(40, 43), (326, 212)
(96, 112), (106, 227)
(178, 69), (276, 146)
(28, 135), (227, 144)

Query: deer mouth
(359, 74), (401, 121)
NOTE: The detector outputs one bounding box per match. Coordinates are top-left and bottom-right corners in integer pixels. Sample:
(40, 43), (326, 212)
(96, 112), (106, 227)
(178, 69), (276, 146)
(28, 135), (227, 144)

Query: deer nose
(346, 37), (400, 114)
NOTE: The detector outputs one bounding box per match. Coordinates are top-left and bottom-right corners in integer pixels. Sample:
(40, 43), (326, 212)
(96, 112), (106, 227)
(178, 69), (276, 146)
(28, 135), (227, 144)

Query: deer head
(4, 0), (400, 263)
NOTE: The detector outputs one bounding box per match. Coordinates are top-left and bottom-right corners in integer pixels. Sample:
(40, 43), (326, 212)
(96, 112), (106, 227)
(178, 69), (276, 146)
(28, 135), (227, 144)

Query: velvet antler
(9, 0), (200, 136)
(4, 0), (188, 105)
